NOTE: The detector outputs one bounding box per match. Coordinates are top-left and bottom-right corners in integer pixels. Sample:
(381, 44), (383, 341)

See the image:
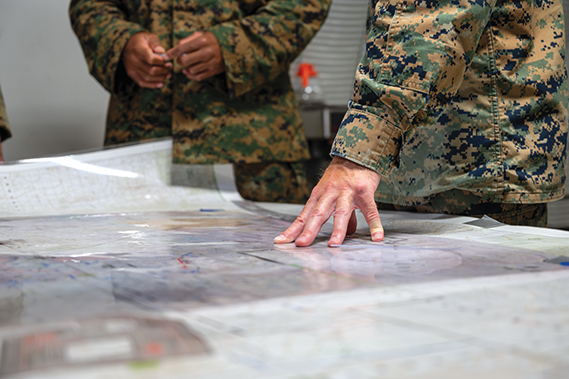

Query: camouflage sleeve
(69, 0), (145, 95)
(0, 82), (12, 142)
(331, 0), (494, 176)
(208, 0), (331, 98)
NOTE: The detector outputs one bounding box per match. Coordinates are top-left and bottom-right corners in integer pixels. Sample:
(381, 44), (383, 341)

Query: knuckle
(363, 208), (379, 221)
(309, 186), (323, 198)
(333, 208), (350, 218)
(294, 214), (307, 226)
(309, 208), (326, 219)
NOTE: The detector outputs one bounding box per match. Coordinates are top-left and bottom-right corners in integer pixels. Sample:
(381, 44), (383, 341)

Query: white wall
(0, 0), (108, 162)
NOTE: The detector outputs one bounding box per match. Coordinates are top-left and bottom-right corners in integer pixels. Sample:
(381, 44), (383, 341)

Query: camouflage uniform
(332, 0), (569, 225)
(69, 0), (331, 203)
(0, 82), (12, 143)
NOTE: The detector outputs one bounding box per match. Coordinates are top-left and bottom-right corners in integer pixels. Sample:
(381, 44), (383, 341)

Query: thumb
(147, 33), (165, 54)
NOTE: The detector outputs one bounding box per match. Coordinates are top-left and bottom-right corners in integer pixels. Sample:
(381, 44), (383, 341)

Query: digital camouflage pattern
(234, 161), (309, 204)
(69, 0), (330, 165)
(332, 0), (569, 205)
(0, 82), (12, 142)
(376, 189), (548, 227)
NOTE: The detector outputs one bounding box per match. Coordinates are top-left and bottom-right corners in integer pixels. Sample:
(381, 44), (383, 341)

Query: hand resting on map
(274, 156), (384, 247)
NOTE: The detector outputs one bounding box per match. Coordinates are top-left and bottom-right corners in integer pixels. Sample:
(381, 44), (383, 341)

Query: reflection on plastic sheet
(0, 139), (241, 217)
(0, 211), (564, 327)
(1, 140), (569, 378)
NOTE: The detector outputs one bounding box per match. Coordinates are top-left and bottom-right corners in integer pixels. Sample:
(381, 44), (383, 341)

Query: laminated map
(1, 139), (569, 378)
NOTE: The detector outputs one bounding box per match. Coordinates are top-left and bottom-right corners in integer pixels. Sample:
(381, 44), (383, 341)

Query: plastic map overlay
(1, 139), (569, 378)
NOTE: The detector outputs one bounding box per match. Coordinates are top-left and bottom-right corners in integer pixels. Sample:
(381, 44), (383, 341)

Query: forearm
(208, 0), (331, 97)
(333, 0), (493, 175)
(69, 0), (145, 94)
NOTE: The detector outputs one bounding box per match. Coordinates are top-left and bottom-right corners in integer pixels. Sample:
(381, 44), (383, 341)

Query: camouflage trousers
(376, 189), (548, 227)
(234, 161), (309, 204)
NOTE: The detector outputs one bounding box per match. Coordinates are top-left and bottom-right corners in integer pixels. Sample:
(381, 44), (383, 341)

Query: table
(1, 139), (568, 378)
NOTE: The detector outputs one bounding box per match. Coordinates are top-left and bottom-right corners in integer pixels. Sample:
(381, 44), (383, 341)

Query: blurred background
(0, 0), (109, 160)
(0, 0), (367, 162)
(0, 0), (568, 228)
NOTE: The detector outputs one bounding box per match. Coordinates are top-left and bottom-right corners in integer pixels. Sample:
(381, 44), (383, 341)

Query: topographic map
(1, 139), (569, 378)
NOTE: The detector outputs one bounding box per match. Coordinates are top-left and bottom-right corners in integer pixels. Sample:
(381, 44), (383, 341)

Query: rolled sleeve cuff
(331, 106), (403, 176)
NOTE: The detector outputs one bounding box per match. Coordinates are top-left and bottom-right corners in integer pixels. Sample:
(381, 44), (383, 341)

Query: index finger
(163, 33), (203, 60)
(274, 197), (319, 244)
(293, 192), (338, 247)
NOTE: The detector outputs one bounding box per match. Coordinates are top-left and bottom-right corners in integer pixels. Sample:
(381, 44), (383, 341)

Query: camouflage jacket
(332, 0), (569, 204)
(0, 82), (11, 142)
(69, 0), (330, 164)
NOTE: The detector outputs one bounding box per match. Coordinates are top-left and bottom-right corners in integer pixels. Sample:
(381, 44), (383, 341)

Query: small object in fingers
(156, 53), (171, 61)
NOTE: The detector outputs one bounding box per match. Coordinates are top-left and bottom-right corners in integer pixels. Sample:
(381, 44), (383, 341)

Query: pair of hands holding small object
(122, 30), (224, 88)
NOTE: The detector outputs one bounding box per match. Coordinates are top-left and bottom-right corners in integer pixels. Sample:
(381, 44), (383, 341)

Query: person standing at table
(69, 0), (331, 203)
(276, 0), (569, 247)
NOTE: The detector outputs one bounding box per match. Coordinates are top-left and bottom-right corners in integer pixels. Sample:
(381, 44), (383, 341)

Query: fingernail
(328, 236), (341, 247)
(274, 235), (286, 243)
(372, 232), (384, 241)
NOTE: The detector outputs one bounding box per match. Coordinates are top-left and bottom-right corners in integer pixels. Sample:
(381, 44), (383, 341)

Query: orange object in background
(296, 63), (318, 88)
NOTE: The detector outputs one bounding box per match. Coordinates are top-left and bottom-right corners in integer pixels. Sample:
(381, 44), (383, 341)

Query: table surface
(1, 139), (568, 379)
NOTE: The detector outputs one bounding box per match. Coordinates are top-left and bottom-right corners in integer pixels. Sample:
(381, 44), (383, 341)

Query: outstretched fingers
(274, 190), (336, 247)
(358, 195), (384, 242)
(294, 196), (336, 247)
(274, 213), (309, 245)
(328, 196), (355, 247)
(275, 156), (383, 247)
(274, 195), (319, 244)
